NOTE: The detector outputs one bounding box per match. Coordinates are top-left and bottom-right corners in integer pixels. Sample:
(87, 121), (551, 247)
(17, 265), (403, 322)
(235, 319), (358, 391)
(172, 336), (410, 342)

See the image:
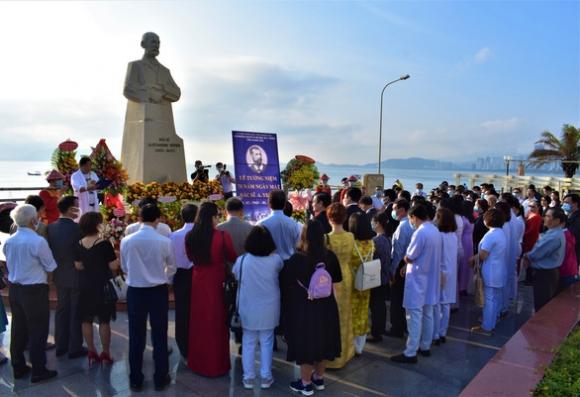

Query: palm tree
(528, 124), (579, 178)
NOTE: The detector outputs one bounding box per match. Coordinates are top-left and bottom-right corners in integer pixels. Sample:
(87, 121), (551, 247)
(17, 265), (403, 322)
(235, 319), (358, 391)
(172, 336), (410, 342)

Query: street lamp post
(378, 74), (410, 175)
(503, 155), (512, 176)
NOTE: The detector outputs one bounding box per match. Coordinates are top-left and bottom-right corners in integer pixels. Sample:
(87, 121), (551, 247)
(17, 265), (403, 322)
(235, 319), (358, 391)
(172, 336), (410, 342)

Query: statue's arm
(163, 70), (181, 102)
(123, 62), (147, 103)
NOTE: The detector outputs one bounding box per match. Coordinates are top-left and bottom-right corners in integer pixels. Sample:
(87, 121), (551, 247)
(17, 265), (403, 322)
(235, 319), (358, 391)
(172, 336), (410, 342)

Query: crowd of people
(0, 173), (578, 395)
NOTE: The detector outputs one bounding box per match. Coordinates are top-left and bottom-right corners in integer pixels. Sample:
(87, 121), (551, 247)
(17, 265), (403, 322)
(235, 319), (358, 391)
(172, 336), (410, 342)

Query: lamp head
(401, 74), (410, 80)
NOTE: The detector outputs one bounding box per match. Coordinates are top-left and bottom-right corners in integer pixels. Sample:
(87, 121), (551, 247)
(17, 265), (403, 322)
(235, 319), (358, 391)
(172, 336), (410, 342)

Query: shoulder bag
(473, 254), (484, 308)
(353, 242), (381, 291)
(223, 231), (238, 326)
(229, 255), (245, 333)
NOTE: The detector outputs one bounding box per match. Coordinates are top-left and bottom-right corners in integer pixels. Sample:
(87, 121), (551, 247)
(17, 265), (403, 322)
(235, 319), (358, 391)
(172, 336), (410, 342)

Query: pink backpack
(297, 263), (333, 300)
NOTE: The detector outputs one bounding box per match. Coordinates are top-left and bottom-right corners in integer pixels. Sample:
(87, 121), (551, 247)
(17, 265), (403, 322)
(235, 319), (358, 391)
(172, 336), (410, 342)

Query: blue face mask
(474, 206), (479, 212)
(562, 203), (573, 214)
(391, 210), (398, 221)
(54, 180), (64, 189)
(409, 221), (417, 230)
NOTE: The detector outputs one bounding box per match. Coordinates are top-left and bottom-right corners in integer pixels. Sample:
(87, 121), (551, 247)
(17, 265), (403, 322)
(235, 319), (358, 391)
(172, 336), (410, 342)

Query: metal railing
(0, 187), (44, 203)
(453, 174), (580, 194)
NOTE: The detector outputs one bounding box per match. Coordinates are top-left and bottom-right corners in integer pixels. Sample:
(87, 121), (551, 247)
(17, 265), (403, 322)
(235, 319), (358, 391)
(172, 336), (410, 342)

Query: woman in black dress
(281, 220), (342, 396)
(75, 212), (119, 366)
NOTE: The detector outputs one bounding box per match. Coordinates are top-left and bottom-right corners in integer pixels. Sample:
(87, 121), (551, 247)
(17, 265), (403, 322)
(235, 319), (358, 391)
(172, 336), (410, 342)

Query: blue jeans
(482, 286), (501, 331)
(242, 329), (274, 381)
(404, 305), (434, 357)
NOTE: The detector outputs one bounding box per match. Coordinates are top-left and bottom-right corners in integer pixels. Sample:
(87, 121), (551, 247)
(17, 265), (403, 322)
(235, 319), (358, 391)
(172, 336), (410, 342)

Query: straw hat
(46, 170), (65, 181)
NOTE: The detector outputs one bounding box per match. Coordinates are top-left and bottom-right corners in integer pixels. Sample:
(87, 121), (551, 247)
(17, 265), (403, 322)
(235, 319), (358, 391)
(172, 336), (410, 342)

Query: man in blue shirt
(523, 207), (567, 312)
(386, 198), (414, 338)
(258, 190), (301, 261)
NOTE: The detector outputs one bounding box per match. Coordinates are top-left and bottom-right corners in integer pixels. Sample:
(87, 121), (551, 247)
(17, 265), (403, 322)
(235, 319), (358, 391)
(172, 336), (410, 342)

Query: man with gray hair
(3, 204), (58, 383)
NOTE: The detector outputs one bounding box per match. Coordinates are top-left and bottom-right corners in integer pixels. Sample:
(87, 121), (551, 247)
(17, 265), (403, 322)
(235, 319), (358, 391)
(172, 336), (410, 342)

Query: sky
(0, 1), (578, 167)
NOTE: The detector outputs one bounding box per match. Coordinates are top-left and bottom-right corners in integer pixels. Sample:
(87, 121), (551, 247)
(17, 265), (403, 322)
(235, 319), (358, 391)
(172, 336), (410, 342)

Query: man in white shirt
(522, 187), (538, 216)
(258, 190), (301, 261)
(121, 204), (176, 392)
(3, 204), (58, 383)
(169, 204), (197, 360)
(70, 156), (100, 217)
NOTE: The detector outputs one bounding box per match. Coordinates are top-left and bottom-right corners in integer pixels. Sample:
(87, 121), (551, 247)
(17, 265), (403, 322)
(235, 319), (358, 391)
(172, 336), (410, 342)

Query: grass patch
(534, 325), (580, 397)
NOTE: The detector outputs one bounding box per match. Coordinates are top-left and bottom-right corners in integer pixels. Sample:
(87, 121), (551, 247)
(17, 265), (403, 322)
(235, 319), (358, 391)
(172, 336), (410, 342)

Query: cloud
(358, 2), (431, 35)
(173, 57), (353, 163)
(480, 117), (522, 132)
(474, 47), (493, 63)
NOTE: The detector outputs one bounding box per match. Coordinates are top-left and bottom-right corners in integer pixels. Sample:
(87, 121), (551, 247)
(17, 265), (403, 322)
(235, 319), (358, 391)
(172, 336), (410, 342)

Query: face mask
(474, 206), (479, 212)
(562, 203), (572, 214)
(54, 180), (64, 189)
(391, 210), (398, 221)
(410, 221), (417, 230)
(482, 194), (487, 200)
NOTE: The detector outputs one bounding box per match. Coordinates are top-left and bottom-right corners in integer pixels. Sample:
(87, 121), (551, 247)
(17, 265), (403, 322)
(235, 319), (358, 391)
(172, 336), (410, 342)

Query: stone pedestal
(121, 101), (187, 184)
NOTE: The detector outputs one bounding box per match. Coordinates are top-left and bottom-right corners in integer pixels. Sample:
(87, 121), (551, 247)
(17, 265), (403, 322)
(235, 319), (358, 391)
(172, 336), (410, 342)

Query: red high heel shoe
(99, 352), (114, 365)
(88, 350), (100, 366)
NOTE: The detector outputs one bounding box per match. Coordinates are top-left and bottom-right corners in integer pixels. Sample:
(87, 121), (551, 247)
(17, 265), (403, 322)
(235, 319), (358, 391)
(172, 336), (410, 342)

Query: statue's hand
(148, 86), (165, 103)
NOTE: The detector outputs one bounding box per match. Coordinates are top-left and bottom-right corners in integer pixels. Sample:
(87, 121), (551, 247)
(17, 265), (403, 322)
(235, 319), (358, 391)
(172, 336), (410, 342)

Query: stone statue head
(141, 32), (160, 57)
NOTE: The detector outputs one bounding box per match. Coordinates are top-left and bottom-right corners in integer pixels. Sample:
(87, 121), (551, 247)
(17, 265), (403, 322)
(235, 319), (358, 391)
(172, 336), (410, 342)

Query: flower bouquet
(125, 181), (224, 229)
(281, 155), (320, 191)
(288, 190), (311, 224)
(51, 139), (79, 193)
(102, 216), (127, 250)
(90, 139), (129, 195)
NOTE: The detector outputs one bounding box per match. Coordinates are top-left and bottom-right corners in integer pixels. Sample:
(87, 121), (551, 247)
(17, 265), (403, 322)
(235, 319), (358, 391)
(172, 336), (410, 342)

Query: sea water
(0, 160), (563, 200)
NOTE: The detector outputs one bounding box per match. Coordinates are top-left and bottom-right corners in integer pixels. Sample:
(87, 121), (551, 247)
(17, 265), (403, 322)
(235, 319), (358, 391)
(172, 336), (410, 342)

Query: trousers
(533, 268), (560, 312)
(370, 284), (389, 337)
(389, 261), (407, 335)
(242, 328), (274, 380)
(433, 303), (452, 339)
(127, 285), (169, 387)
(173, 268), (192, 358)
(482, 286), (502, 331)
(404, 305), (433, 357)
(9, 284), (49, 375)
(55, 286), (83, 355)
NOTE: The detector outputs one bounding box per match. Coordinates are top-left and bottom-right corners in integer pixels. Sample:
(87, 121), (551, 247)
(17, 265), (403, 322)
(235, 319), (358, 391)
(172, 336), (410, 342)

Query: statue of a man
(120, 32), (187, 184)
(123, 32), (181, 104)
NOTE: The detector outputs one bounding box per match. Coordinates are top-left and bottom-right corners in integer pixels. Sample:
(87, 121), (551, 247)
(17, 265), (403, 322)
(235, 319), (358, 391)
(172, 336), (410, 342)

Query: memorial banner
(232, 131), (281, 221)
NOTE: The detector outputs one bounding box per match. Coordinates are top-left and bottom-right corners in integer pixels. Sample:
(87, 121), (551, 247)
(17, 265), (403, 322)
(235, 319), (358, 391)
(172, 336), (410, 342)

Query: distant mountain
(363, 157), (461, 170)
(319, 156), (562, 173)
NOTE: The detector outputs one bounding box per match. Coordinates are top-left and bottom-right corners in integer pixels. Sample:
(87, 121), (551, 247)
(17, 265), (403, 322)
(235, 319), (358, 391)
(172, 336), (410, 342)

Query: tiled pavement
(0, 285), (535, 397)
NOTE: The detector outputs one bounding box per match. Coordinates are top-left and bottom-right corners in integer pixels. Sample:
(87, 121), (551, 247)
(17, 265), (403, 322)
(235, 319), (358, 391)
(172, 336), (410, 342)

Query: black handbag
(228, 254), (245, 333)
(103, 279), (119, 304)
(223, 231), (236, 318)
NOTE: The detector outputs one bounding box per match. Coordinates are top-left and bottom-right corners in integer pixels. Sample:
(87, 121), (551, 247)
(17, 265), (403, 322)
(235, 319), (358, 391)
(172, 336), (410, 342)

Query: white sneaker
(261, 378), (274, 389)
(242, 378), (254, 389)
